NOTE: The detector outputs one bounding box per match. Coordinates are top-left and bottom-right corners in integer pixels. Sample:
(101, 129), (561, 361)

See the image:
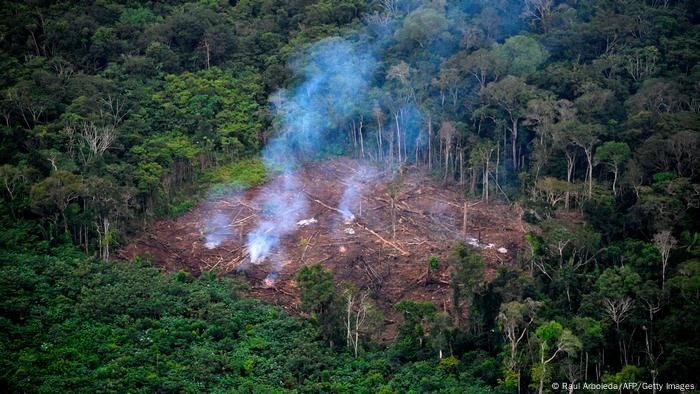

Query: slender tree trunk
(414, 140), (418, 163)
(391, 198), (396, 239)
(346, 295), (352, 349)
(662, 260), (667, 290)
(496, 142), (500, 187)
(470, 168), (476, 195)
(203, 39), (211, 69)
(427, 117), (432, 170)
(459, 149), (464, 185)
(402, 112), (407, 162)
(462, 201), (468, 239)
(443, 143), (450, 182)
(352, 120), (357, 154)
(439, 139), (443, 170)
(359, 117), (365, 159)
(538, 346), (546, 394)
(483, 158), (490, 202)
(565, 152), (574, 209)
(395, 113), (401, 163)
(376, 118), (383, 162)
(103, 217), (110, 261)
(61, 210), (68, 234)
(585, 149), (593, 198)
(389, 128), (394, 166)
(354, 327), (359, 358)
(512, 118), (518, 171)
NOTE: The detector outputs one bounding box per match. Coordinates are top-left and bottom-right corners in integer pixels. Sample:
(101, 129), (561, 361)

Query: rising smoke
(203, 1), (524, 267)
(338, 165), (380, 222)
(245, 38), (376, 264)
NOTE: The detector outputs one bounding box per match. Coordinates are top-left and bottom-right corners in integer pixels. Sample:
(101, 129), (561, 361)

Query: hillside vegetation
(1, 0), (699, 392)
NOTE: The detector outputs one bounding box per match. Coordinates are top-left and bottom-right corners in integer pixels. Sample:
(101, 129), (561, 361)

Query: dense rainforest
(1, 0), (699, 392)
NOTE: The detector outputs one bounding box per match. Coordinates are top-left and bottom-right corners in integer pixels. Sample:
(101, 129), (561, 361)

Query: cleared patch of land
(118, 157), (527, 336)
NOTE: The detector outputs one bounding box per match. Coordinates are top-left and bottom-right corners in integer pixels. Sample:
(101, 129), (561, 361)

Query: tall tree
(341, 283), (381, 358)
(30, 171), (84, 234)
(594, 141), (631, 195)
(296, 264), (338, 345)
(531, 321), (581, 394)
(652, 230), (677, 290)
(481, 76), (536, 171)
(451, 243), (486, 328)
(497, 298), (542, 392)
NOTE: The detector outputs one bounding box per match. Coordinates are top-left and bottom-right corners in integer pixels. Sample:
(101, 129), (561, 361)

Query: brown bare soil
(117, 157), (527, 338)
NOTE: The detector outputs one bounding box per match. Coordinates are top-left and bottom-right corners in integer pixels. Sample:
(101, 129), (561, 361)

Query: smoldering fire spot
(243, 39), (376, 269)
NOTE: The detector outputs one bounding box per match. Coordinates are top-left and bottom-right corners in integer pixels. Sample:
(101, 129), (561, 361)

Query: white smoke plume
(244, 38), (377, 265)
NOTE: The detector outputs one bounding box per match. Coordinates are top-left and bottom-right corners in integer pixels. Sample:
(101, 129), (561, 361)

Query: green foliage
(493, 35), (549, 76)
(0, 247), (506, 392)
(595, 265), (642, 300)
(394, 6), (448, 50)
(169, 197), (197, 217)
(531, 321), (581, 392)
(603, 365), (644, 386)
(595, 141), (630, 167)
(535, 320), (564, 343)
(0, 0), (356, 248)
(296, 264), (339, 343)
(392, 300), (437, 360)
(1, 0), (700, 390)
(0, 248), (330, 392)
(203, 158), (267, 195)
(428, 255), (439, 270)
(652, 172), (676, 183)
(297, 264), (335, 316)
(451, 242), (486, 300)
(525, 233), (543, 255)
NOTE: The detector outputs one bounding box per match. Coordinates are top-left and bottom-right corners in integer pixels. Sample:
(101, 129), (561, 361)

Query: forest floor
(117, 157), (528, 338)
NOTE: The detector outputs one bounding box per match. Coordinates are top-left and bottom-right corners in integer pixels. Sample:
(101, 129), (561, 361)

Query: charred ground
(118, 157), (526, 336)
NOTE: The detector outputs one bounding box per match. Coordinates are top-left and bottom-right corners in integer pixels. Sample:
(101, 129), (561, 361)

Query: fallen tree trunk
(305, 192), (410, 256)
(304, 191), (348, 216)
(357, 224), (410, 256)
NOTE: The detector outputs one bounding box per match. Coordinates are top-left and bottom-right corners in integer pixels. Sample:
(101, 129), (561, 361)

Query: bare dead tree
(624, 47), (659, 82)
(653, 230), (676, 290)
(49, 57), (74, 84)
(46, 153), (58, 172)
(643, 325), (663, 394)
(471, 141), (495, 202)
(522, 0), (554, 30)
(365, 11), (392, 28)
(343, 287), (379, 358)
(0, 95), (11, 127)
(379, 0), (399, 15)
(0, 165), (28, 202)
(439, 121), (457, 182)
(99, 94), (130, 127)
(561, 359), (583, 394)
(603, 297), (634, 365)
(77, 122), (117, 163)
(6, 87), (47, 128)
(668, 131), (699, 179)
(603, 297), (634, 331)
